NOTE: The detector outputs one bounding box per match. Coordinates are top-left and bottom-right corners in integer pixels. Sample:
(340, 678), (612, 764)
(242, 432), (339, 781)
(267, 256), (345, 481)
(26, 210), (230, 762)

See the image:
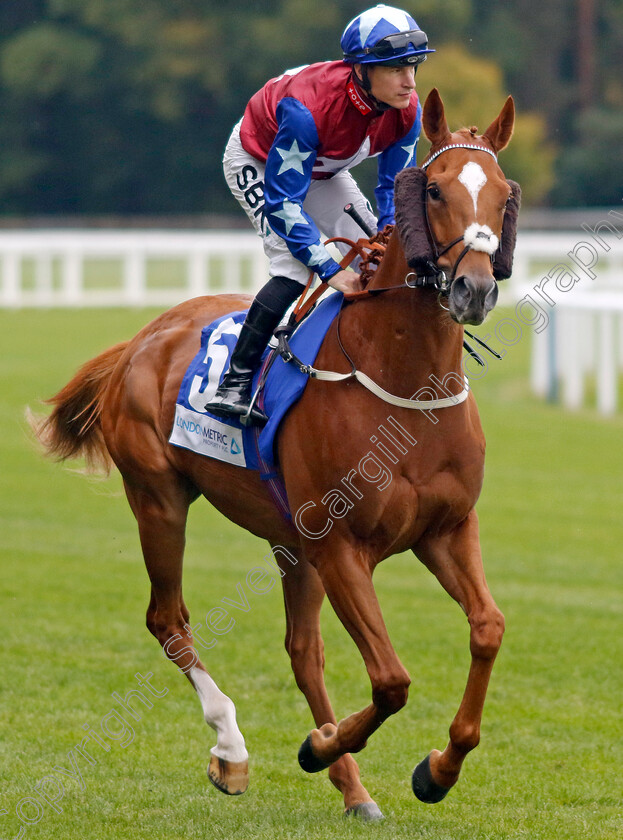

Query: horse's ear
(394, 167), (436, 272)
(492, 180), (522, 280)
(483, 96), (515, 153)
(422, 88), (451, 146)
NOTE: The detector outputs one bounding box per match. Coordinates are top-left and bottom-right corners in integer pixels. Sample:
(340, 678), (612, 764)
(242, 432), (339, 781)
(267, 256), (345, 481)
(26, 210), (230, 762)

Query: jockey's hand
(327, 269), (362, 294)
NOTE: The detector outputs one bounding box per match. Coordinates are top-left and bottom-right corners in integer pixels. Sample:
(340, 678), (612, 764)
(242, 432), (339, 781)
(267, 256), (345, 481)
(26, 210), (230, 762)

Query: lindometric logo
(230, 438), (242, 456)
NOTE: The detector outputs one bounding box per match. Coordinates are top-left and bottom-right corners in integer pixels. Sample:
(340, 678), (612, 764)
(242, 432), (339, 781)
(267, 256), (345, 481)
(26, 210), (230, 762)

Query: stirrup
(240, 383), (268, 427)
(205, 385), (268, 427)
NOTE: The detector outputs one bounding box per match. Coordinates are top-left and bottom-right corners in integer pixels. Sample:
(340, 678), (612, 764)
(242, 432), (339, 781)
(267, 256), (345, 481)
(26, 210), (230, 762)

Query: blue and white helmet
(341, 4), (434, 66)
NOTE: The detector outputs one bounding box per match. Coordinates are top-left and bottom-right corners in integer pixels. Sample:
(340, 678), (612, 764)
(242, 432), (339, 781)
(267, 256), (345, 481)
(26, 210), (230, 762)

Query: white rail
(0, 230), (270, 308)
(512, 227), (623, 416)
(2, 225), (623, 414)
(501, 231), (623, 301)
(530, 292), (623, 416)
(2, 227), (622, 307)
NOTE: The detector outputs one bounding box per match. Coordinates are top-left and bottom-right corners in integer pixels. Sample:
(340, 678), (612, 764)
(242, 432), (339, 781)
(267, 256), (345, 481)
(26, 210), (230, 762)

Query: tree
(415, 45), (555, 204)
(0, 1), (616, 213)
(551, 106), (623, 206)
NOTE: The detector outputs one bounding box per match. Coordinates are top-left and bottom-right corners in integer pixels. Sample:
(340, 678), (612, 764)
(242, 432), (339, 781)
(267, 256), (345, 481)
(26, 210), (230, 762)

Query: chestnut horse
(34, 89), (519, 820)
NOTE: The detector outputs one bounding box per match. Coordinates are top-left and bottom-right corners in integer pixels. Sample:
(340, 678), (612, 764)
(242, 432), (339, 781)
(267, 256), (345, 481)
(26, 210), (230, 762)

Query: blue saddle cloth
(169, 292), (343, 512)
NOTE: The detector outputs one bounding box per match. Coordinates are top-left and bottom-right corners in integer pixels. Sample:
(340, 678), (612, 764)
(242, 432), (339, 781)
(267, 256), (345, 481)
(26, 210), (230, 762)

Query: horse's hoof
(298, 734), (331, 773)
(207, 754), (249, 795)
(344, 801), (385, 822)
(411, 754), (451, 803)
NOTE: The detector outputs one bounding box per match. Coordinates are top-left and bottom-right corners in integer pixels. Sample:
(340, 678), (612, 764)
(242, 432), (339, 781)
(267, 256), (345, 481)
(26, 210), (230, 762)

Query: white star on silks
(401, 140), (417, 165)
(275, 139), (313, 176)
(307, 243), (331, 267)
(272, 200), (309, 235)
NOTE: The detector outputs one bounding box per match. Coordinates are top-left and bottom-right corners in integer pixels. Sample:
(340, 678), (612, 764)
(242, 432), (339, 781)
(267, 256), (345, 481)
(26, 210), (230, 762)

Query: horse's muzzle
(448, 274), (499, 326)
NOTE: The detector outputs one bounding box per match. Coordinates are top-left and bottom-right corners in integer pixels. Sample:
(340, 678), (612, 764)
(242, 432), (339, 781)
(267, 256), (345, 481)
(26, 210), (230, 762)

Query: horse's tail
(29, 342), (129, 474)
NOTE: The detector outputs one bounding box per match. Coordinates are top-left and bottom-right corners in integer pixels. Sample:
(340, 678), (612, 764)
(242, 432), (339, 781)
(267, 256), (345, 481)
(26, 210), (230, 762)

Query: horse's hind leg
(278, 548), (383, 821)
(123, 473), (249, 795)
(412, 510), (505, 803)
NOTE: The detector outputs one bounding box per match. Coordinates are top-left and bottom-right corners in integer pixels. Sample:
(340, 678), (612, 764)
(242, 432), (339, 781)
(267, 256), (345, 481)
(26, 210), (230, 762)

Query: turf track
(0, 306), (621, 839)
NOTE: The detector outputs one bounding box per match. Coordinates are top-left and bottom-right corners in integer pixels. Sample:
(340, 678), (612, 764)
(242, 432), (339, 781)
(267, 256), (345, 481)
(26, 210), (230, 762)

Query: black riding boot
(205, 276), (302, 426)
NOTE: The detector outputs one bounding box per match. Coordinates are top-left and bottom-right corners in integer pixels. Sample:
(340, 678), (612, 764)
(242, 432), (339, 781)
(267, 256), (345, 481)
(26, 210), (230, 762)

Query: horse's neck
(343, 229), (464, 388)
(365, 228), (411, 292)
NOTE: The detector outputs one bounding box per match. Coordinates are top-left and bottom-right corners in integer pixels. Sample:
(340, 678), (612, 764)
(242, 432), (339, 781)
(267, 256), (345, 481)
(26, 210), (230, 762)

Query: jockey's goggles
(356, 29), (432, 62)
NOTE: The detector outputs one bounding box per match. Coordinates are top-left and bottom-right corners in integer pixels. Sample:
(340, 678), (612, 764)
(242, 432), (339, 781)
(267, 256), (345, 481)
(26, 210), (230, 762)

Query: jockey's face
(357, 63), (416, 109)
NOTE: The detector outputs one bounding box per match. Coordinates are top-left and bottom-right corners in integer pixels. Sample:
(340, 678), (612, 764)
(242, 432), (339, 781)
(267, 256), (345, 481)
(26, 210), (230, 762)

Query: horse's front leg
(411, 510), (505, 803)
(278, 546), (383, 821)
(298, 538), (411, 773)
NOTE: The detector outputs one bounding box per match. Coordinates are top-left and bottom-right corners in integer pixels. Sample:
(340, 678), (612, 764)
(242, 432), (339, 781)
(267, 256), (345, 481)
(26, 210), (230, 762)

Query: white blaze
(458, 161), (487, 214)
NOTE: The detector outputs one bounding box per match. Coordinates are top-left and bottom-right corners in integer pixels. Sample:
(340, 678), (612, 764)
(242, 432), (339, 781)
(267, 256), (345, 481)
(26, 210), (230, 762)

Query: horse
(32, 88), (519, 820)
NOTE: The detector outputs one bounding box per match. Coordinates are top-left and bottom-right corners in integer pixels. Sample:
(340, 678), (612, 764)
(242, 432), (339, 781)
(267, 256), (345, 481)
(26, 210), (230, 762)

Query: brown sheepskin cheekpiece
(394, 167), (435, 273)
(492, 180), (522, 280)
(394, 169), (521, 280)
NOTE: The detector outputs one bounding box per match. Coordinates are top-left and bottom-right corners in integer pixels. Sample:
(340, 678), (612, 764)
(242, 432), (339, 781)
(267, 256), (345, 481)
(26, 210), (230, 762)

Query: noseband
(409, 144), (500, 295)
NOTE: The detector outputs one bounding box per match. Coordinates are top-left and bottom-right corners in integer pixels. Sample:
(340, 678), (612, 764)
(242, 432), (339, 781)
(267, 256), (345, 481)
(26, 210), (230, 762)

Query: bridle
(411, 143), (500, 296)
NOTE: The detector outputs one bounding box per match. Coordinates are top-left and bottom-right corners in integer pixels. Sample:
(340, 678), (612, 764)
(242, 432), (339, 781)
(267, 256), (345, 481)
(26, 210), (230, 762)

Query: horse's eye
(427, 184), (441, 201)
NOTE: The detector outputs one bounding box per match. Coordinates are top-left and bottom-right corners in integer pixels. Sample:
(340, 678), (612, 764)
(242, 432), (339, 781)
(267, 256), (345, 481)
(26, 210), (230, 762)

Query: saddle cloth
(168, 291), (343, 512)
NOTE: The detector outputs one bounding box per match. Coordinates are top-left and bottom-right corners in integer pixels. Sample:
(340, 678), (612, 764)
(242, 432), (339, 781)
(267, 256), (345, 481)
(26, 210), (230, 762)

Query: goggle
(363, 29), (429, 60)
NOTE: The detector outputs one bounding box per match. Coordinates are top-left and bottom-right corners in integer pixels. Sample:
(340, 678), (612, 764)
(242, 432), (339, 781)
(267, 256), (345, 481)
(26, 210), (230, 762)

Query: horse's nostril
(452, 276), (472, 306)
(486, 282), (499, 309)
(453, 275), (496, 307)
(449, 274), (498, 325)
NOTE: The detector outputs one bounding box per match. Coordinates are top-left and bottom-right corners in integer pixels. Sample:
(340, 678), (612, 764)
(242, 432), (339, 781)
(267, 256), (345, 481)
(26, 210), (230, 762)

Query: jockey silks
(236, 61), (421, 281)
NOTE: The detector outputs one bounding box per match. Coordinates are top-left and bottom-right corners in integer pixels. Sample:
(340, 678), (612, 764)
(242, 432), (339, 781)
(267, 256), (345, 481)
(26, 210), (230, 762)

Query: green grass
(1, 306), (621, 839)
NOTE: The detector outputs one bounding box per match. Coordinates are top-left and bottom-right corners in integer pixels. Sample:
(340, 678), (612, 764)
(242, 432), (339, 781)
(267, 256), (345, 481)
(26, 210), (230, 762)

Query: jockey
(206, 4), (434, 425)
